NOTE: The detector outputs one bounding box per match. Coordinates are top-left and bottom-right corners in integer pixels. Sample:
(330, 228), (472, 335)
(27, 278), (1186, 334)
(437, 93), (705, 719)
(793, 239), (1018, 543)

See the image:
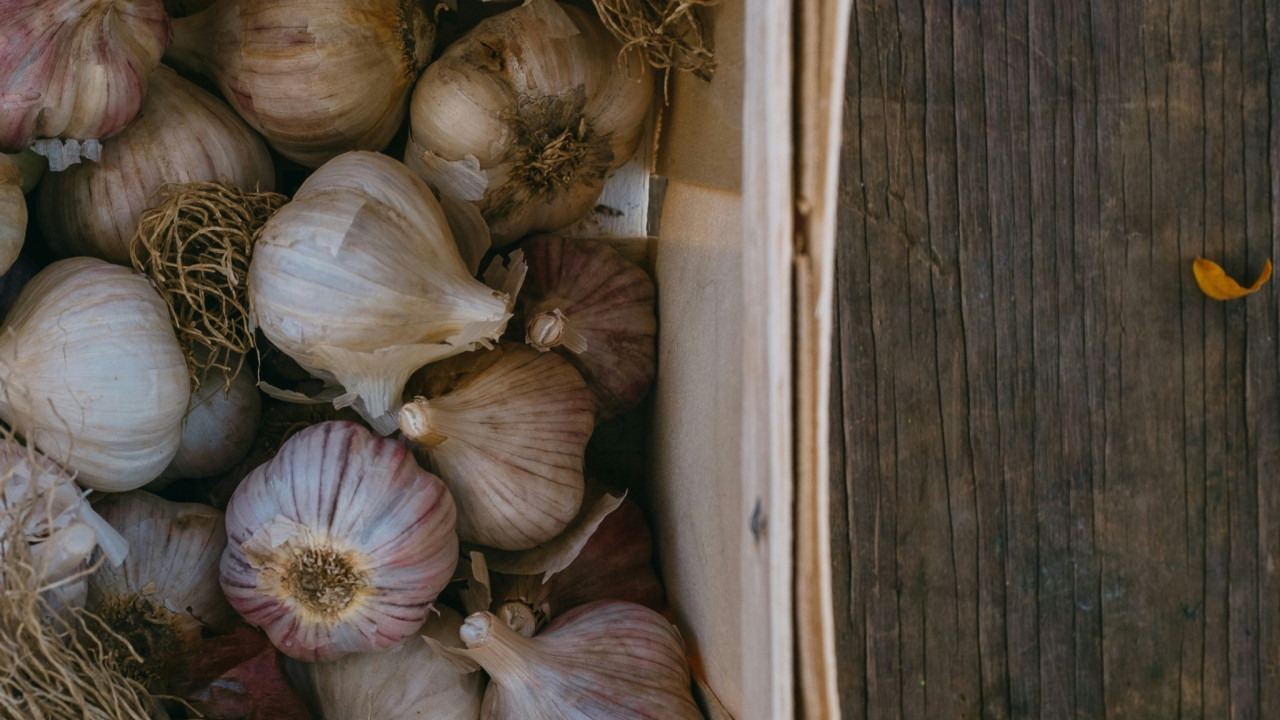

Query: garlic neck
(496, 600), (539, 638)
(398, 398), (450, 447)
(460, 611), (540, 681)
(525, 307), (588, 354)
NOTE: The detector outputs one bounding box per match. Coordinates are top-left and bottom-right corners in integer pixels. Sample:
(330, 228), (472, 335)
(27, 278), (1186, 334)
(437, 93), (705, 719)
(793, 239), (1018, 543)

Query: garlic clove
(87, 491), (237, 691)
(399, 342), (594, 551)
(405, 0), (654, 245)
(517, 235), (657, 420)
(221, 421), (459, 662)
(249, 151), (513, 433)
(0, 0), (171, 168)
(0, 156), (25, 277)
(6, 149), (47, 193)
(152, 366), (263, 488)
(37, 66), (275, 266)
(167, 0), (436, 168)
(442, 602), (703, 720)
(0, 258), (190, 491)
(286, 604), (485, 720)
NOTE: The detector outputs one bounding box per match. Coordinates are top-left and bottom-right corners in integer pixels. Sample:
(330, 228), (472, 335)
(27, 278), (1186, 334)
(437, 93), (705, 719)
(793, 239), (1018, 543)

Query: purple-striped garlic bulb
(431, 601), (702, 720)
(87, 491), (236, 691)
(398, 342), (594, 551)
(0, 0), (171, 169)
(221, 421), (458, 662)
(517, 236), (655, 420)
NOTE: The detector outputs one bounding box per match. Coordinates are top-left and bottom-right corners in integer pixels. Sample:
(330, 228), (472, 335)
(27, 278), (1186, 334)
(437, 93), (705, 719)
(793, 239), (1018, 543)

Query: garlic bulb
(87, 491), (236, 691)
(0, 258), (189, 491)
(6, 149), (46, 193)
(405, 0), (653, 245)
(287, 605), (485, 719)
(250, 151), (516, 433)
(167, 0), (436, 168)
(517, 236), (656, 419)
(0, 444), (129, 584)
(37, 66), (275, 265)
(399, 342), (593, 550)
(0, 155), (24, 276)
(221, 421), (459, 661)
(436, 602), (702, 719)
(0, 0), (171, 169)
(154, 366), (262, 487)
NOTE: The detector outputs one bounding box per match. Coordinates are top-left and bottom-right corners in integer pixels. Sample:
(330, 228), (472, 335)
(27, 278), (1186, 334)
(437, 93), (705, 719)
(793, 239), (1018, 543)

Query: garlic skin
(399, 342), (593, 551)
(0, 258), (189, 491)
(221, 421), (459, 662)
(405, 0), (653, 245)
(87, 491), (236, 690)
(0, 155), (25, 276)
(0, 445), (129, 582)
(250, 151), (514, 433)
(154, 366), (262, 487)
(287, 605), (484, 720)
(442, 602), (702, 720)
(518, 236), (656, 419)
(0, 0), (171, 169)
(167, 0), (435, 168)
(37, 66), (275, 265)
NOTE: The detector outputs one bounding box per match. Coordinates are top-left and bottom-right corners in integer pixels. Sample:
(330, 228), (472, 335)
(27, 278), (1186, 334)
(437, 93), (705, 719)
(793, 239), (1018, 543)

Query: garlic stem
(496, 601), (540, 638)
(526, 308), (590, 354)
(398, 399), (451, 447)
(459, 611), (539, 681)
(30, 522), (96, 585)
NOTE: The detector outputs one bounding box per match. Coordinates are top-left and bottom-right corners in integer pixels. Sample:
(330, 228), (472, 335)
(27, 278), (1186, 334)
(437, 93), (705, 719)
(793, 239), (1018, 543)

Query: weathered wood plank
(832, 0), (1280, 717)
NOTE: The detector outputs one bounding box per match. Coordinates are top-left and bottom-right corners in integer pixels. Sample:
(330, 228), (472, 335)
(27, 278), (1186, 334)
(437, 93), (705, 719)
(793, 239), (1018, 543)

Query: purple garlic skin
(221, 421), (458, 662)
(0, 0), (171, 164)
(518, 236), (656, 420)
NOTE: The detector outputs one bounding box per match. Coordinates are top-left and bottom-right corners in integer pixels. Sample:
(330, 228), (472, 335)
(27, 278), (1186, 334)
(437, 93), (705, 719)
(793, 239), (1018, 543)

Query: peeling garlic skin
(221, 421), (459, 662)
(0, 0), (170, 156)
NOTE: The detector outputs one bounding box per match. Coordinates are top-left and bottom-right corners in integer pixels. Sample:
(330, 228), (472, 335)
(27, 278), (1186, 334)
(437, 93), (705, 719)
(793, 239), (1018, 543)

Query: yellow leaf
(1193, 257), (1273, 301)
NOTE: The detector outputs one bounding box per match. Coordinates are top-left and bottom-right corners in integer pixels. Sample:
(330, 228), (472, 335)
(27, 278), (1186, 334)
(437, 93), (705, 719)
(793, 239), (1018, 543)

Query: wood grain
(830, 0), (1280, 717)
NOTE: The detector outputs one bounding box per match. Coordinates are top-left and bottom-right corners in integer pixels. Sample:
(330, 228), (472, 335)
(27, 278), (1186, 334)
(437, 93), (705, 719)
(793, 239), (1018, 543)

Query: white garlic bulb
(0, 0), (171, 169)
(287, 605), (485, 719)
(398, 342), (593, 550)
(405, 0), (653, 245)
(153, 366), (262, 488)
(0, 258), (190, 491)
(87, 491), (236, 691)
(0, 155), (25, 276)
(167, 0), (435, 168)
(37, 65), (275, 265)
(221, 421), (459, 662)
(435, 602), (702, 719)
(249, 151), (516, 433)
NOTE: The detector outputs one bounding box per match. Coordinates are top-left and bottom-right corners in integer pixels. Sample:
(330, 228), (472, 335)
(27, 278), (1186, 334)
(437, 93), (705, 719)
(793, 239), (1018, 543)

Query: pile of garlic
(0, 0), (706, 718)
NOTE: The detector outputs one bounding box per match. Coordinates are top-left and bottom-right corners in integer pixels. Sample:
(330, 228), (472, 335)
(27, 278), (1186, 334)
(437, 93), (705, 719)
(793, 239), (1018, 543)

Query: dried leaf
(1193, 256), (1273, 300)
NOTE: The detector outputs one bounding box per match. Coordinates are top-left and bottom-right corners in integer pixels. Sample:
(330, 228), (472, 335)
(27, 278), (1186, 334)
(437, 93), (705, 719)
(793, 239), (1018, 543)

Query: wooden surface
(829, 1), (1280, 718)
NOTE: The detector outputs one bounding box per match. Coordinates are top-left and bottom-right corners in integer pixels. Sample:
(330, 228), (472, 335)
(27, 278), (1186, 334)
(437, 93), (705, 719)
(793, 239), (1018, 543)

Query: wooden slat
(741, 0), (794, 718)
(831, 0), (1280, 716)
(795, 0), (851, 717)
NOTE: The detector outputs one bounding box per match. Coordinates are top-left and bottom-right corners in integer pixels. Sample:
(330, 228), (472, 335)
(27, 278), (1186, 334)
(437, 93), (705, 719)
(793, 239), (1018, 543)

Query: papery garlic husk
(517, 235), (655, 419)
(404, 0), (653, 246)
(37, 66), (275, 265)
(221, 421), (459, 661)
(0, 258), (190, 491)
(434, 602), (702, 720)
(152, 366), (262, 488)
(0, 443), (129, 589)
(286, 605), (485, 719)
(399, 342), (593, 551)
(250, 151), (516, 433)
(87, 491), (237, 691)
(167, 0), (435, 168)
(0, 155), (25, 275)
(0, 0), (171, 169)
